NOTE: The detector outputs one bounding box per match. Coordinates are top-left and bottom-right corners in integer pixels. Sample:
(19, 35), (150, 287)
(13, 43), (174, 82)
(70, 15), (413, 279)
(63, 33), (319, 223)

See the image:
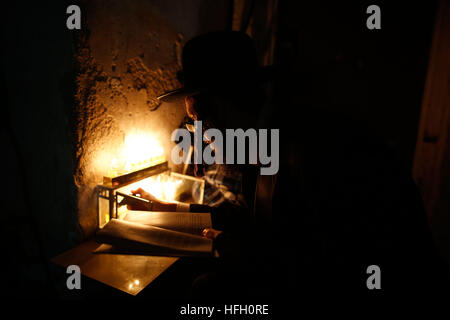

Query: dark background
(0, 0), (444, 299)
(275, 0), (436, 169)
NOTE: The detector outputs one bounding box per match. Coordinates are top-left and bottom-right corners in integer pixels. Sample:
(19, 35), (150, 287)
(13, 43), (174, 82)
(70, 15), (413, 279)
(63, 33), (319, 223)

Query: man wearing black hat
(129, 31), (276, 299)
(128, 30), (450, 302)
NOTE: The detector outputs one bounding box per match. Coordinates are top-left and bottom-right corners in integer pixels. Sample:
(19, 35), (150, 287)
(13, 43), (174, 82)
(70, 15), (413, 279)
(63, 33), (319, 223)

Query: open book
(95, 211), (213, 257)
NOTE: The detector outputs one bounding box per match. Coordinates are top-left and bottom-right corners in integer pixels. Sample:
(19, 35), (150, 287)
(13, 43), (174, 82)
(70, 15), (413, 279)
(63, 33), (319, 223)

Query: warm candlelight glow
(106, 131), (165, 178)
(138, 174), (183, 201)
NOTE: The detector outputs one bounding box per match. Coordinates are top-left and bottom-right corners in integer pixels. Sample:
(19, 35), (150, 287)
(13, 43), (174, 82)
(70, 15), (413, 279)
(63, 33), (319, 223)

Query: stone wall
(74, 0), (229, 238)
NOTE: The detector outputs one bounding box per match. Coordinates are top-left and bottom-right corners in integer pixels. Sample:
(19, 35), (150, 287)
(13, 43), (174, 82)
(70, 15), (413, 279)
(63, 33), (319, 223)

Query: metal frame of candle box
(96, 161), (205, 229)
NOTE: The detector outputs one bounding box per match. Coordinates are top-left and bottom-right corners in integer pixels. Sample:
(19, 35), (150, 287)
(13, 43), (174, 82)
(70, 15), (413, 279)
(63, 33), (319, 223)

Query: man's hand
(131, 187), (158, 201)
(127, 188), (158, 211)
(127, 187), (177, 212)
(202, 228), (223, 240)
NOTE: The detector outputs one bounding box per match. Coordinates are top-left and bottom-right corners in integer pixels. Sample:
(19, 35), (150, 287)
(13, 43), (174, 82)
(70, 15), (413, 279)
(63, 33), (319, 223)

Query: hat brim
(157, 88), (200, 103)
(157, 65), (275, 103)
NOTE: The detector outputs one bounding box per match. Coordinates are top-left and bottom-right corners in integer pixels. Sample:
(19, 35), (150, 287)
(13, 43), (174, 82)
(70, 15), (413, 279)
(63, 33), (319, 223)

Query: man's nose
(185, 123), (195, 132)
(185, 96), (197, 120)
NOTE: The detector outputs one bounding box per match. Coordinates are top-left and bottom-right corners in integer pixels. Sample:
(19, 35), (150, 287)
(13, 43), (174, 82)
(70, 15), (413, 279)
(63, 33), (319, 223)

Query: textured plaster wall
(75, 0), (228, 238)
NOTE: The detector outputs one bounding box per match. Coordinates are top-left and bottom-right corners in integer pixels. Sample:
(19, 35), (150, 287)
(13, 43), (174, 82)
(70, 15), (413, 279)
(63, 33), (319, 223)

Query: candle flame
(107, 132), (165, 177)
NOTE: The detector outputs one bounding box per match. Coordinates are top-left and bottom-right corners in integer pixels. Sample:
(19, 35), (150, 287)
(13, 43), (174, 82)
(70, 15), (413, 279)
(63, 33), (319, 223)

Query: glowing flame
(116, 173), (184, 217)
(123, 132), (164, 172)
(138, 174), (183, 201)
(107, 132), (165, 177)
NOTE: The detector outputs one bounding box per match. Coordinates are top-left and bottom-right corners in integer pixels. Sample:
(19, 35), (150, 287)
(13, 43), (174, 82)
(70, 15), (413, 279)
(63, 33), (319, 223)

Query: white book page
(123, 210), (212, 236)
(96, 219), (213, 256)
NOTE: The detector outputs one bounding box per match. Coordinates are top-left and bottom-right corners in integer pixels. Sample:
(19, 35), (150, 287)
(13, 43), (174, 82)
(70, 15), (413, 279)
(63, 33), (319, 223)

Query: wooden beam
(413, 0), (450, 219)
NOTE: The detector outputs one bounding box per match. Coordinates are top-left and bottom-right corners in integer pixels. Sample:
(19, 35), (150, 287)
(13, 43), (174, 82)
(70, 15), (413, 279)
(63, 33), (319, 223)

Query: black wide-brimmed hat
(157, 31), (273, 103)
